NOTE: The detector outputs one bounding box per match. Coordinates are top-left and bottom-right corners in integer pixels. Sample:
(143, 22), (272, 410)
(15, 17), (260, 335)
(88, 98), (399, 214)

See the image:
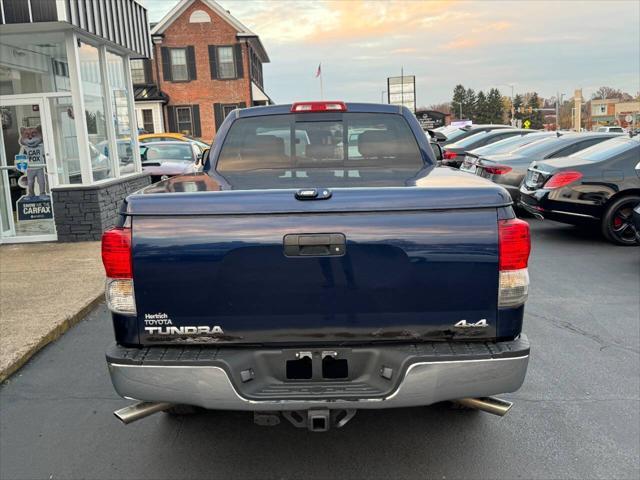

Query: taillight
(102, 227), (136, 315)
(443, 150), (458, 160)
(102, 227), (132, 278)
(544, 170), (583, 189)
(291, 101), (347, 112)
(484, 164), (512, 175)
(498, 219), (530, 307)
(499, 219), (530, 271)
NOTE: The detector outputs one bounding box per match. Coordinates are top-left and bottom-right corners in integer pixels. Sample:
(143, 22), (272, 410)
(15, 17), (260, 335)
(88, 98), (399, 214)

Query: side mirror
(198, 148), (210, 169)
(430, 141), (443, 162)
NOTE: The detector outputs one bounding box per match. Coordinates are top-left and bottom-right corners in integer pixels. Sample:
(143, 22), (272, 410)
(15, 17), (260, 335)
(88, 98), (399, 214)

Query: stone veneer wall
(51, 173), (151, 242)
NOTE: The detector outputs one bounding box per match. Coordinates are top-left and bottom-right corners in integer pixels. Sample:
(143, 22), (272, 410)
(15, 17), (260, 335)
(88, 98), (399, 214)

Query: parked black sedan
(437, 124), (513, 146)
(441, 128), (531, 168)
(474, 132), (622, 201)
(519, 135), (640, 245)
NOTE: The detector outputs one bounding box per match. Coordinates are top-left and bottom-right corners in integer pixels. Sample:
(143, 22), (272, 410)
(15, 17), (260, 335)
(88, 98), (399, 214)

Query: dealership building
(0, 0), (152, 243)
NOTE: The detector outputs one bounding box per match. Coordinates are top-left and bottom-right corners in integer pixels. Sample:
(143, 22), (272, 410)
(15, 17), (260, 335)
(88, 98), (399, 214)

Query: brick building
(132, 0), (271, 141)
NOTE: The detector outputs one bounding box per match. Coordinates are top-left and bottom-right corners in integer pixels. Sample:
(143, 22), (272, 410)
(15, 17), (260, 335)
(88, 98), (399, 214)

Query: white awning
(252, 82), (270, 102)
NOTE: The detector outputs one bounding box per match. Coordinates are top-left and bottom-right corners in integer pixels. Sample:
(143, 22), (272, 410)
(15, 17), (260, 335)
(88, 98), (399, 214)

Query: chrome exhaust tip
(454, 397), (513, 416)
(114, 401), (173, 424)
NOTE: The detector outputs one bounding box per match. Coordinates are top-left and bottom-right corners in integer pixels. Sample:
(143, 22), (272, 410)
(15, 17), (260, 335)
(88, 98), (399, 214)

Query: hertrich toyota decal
(143, 313), (224, 336)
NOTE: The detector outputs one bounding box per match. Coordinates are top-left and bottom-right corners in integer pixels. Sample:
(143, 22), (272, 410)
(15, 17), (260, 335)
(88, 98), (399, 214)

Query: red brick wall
(152, 0), (252, 140)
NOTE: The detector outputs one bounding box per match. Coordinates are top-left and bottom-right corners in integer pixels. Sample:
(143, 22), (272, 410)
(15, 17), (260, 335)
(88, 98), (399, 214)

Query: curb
(0, 293), (105, 383)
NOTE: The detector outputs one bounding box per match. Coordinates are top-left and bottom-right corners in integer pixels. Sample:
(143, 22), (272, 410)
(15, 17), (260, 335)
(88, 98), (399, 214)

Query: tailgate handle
(283, 233), (346, 257)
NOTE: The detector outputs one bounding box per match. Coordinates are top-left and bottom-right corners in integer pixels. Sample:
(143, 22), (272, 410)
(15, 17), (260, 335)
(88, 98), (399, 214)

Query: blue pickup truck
(102, 102), (531, 431)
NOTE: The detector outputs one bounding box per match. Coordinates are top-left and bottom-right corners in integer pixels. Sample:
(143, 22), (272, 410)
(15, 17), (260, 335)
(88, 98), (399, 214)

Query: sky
(144, 0), (640, 106)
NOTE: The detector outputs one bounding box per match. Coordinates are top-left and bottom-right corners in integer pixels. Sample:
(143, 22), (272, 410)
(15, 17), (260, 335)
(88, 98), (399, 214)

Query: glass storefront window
(0, 32), (70, 95)
(48, 96), (82, 185)
(0, 102), (56, 238)
(78, 42), (113, 181)
(106, 51), (136, 175)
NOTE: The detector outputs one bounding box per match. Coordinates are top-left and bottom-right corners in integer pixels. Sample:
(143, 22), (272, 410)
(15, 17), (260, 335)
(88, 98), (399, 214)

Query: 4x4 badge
(454, 319), (488, 328)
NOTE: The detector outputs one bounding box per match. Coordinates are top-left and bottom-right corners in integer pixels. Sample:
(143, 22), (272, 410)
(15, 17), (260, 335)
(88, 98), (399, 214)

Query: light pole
(498, 83), (516, 124)
(555, 92), (565, 130)
(452, 100), (462, 120)
(381, 90), (386, 104)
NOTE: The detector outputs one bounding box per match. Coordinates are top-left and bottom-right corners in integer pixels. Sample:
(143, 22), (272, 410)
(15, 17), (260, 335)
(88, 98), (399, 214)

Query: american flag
(315, 63), (322, 78)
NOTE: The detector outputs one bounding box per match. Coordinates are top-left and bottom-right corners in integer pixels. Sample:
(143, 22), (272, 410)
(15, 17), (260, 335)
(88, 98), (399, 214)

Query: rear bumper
(106, 336), (530, 411)
(519, 187), (599, 224)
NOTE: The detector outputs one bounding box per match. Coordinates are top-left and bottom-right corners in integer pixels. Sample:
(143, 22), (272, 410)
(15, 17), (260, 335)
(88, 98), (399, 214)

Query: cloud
(472, 21), (512, 33)
(146, 0), (640, 105)
(519, 34), (588, 44)
(226, 0), (454, 44)
(440, 38), (480, 50)
(391, 47), (418, 54)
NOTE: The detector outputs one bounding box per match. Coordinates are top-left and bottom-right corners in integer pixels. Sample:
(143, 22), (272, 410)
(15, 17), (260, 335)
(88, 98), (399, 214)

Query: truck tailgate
(131, 189), (501, 345)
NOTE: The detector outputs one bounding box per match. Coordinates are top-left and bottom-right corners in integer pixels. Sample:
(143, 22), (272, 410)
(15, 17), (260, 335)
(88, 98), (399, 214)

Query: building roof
(591, 98), (620, 105)
(150, 0), (269, 62)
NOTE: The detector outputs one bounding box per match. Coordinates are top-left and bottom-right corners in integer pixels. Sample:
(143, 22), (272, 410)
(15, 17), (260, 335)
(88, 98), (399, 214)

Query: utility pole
(452, 100), (462, 119)
(509, 84), (515, 125)
(498, 83), (516, 125)
(555, 92), (565, 130)
(400, 66), (404, 107)
(556, 91), (560, 131)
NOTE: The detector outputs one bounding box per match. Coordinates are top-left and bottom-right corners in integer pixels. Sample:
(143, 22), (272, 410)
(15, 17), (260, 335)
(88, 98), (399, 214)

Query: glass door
(0, 97), (57, 242)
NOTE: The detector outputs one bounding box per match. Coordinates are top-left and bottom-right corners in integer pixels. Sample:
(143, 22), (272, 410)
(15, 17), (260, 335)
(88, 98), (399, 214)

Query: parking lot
(0, 220), (638, 480)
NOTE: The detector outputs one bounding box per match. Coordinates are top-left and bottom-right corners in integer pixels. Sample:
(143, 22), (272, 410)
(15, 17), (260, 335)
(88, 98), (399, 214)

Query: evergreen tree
(487, 88), (504, 124)
(527, 92), (544, 129)
(512, 94), (524, 121)
(452, 84), (466, 119)
(465, 88), (476, 120)
(474, 91), (488, 123)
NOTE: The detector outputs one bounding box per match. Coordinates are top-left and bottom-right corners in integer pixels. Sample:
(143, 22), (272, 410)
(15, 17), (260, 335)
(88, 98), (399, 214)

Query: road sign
(523, 119), (531, 129)
(625, 114), (633, 123)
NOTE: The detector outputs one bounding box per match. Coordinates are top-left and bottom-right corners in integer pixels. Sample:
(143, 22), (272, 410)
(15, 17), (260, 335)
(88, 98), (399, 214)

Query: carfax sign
(16, 196), (53, 221)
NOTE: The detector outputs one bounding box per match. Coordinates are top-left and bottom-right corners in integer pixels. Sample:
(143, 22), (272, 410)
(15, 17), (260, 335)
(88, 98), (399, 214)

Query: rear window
(141, 144), (193, 162)
(473, 133), (544, 155)
(511, 136), (566, 156)
(453, 130), (491, 147)
(568, 138), (638, 161)
(441, 128), (466, 142)
(216, 113), (424, 189)
(597, 127), (623, 133)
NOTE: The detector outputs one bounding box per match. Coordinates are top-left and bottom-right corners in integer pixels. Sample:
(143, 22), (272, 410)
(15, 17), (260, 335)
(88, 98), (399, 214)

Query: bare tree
(592, 86), (623, 100)
(427, 103), (451, 114)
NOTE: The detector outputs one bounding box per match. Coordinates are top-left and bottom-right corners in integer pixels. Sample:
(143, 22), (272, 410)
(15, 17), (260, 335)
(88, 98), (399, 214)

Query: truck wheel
(164, 404), (200, 416)
(601, 195), (640, 246)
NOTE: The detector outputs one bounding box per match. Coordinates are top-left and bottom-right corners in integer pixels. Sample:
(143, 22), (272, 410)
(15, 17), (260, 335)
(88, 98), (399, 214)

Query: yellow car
(139, 133), (209, 149)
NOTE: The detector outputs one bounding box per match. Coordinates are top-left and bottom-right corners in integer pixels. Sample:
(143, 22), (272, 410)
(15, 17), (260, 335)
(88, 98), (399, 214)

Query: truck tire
(601, 195), (640, 246)
(164, 404), (200, 416)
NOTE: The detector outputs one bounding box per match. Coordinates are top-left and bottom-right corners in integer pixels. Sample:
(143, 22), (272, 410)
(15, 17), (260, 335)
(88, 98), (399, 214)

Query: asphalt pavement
(1, 220), (638, 480)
